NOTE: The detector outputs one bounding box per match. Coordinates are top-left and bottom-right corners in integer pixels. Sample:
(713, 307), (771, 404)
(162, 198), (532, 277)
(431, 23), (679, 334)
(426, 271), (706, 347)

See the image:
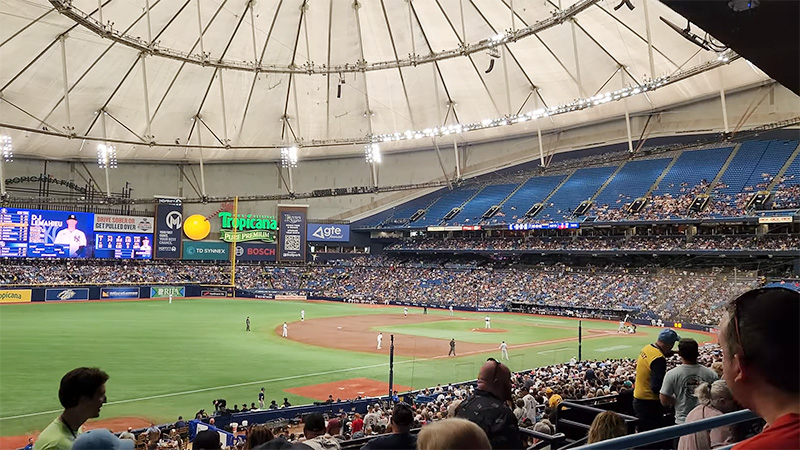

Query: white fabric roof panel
(0, 0), (772, 162)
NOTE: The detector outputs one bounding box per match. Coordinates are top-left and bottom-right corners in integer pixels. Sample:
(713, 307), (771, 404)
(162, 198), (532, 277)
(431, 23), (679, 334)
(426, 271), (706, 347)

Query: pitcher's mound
(471, 328), (507, 333)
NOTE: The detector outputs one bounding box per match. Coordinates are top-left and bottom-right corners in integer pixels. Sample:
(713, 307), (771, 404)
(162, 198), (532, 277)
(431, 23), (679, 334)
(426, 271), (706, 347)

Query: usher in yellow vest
(634, 344), (665, 400)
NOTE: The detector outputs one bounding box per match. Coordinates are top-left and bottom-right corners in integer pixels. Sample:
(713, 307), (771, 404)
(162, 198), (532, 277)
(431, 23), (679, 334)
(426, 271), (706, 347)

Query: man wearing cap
(633, 329), (680, 436)
(293, 413), (340, 450)
(456, 359), (524, 449)
(54, 214), (87, 257)
(361, 403), (417, 450)
(659, 338), (718, 424)
(71, 429), (133, 450)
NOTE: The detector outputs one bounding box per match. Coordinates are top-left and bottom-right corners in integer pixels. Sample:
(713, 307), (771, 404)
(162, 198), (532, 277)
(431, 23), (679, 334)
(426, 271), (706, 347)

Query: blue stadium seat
(538, 166), (618, 221)
(498, 175), (566, 223)
(592, 158), (672, 212)
(414, 187), (479, 226)
(447, 183), (519, 225)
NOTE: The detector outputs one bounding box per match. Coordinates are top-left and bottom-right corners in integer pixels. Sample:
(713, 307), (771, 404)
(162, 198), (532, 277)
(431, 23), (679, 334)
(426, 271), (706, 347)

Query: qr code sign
(284, 235), (301, 251)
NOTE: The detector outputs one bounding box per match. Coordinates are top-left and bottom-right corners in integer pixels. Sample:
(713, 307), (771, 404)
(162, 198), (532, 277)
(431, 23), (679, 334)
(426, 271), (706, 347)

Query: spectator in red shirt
(718, 287), (800, 449)
(351, 413), (364, 434)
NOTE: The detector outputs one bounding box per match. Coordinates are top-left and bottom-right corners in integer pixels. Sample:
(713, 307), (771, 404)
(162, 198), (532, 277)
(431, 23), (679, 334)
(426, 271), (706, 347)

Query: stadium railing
(569, 409), (759, 449)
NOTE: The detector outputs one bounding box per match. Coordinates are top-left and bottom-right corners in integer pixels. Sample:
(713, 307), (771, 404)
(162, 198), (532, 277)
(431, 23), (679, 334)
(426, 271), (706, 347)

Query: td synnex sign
(306, 223), (350, 242)
(183, 241), (229, 260)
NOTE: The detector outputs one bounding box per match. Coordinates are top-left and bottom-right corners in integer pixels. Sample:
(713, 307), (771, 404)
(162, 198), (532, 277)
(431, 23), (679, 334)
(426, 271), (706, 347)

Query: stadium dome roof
(0, 0), (770, 163)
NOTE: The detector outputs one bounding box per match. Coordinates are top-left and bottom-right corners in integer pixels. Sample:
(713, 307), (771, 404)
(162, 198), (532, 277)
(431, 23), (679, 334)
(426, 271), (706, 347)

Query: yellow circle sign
(183, 214), (211, 240)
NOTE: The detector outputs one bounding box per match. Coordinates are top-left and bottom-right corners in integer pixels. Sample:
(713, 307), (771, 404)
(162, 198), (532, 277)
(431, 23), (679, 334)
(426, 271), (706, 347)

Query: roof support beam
(59, 35), (72, 132)
(0, 7), (56, 48)
(641, 0), (656, 78)
(140, 54), (152, 139)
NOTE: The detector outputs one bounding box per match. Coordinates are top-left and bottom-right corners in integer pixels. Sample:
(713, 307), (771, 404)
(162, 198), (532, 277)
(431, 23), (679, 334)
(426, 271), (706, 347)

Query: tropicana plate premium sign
(218, 212), (278, 243)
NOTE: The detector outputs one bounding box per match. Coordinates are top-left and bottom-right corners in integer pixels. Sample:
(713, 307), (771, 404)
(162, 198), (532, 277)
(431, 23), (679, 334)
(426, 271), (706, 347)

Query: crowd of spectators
(386, 235), (799, 252)
(0, 256), (761, 326)
(207, 343), (725, 450)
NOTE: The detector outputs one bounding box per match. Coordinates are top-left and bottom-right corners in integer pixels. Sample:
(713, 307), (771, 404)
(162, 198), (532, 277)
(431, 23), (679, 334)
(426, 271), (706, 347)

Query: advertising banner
(234, 243), (277, 261)
(758, 216), (793, 224)
(278, 205), (307, 262)
(154, 198), (182, 259)
(201, 288), (233, 298)
(93, 215), (155, 233)
(183, 241), (230, 261)
(0, 289), (32, 303)
(100, 287), (140, 299)
(306, 223), (350, 242)
(0, 207), (94, 258)
(218, 212), (278, 243)
(150, 286), (185, 298)
(45, 288), (90, 301)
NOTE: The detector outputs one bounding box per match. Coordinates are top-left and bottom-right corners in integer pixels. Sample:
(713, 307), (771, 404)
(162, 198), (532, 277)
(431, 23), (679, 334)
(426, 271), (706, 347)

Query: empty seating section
(448, 183), (519, 224)
(414, 188), (479, 226)
(538, 166), (617, 221)
(381, 195), (437, 226)
(652, 147), (733, 196)
(715, 140), (796, 199)
(592, 158), (672, 211)
(742, 140), (798, 189)
(498, 175), (566, 223)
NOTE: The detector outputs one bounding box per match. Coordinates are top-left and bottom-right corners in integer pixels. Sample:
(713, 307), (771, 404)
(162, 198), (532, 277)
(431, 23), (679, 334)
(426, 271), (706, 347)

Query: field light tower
(0, 135), (11, 198)
(281, 146), (298, 193)
(365, 143), (381, 189)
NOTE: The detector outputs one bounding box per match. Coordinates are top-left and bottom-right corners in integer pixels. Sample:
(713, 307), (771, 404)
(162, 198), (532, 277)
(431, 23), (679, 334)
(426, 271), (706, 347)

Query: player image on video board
(94, 232), (153, 259)
(24, 209), (95, 258)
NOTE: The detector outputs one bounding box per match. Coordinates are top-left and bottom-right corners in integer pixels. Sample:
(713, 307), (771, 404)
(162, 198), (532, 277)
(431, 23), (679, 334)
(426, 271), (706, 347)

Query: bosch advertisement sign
(45, 288), (90, 301)
(100, 287), (140, 299)
(306, 223), (350, 242)
(235, 243), (277, 261)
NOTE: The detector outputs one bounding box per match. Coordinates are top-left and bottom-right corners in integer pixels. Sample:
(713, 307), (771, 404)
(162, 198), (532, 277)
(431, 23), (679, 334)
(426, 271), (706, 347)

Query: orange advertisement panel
(0, 289), (32, 303)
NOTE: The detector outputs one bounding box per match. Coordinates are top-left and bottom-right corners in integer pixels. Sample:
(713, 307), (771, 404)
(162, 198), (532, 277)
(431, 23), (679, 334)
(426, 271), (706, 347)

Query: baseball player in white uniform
(500, 341), (509, 360)
(404, 307), (408, 317)
(169, 294), (172, 304)
(449, 305), (454, 316)
(485, 315), (491, 329)
(301, 309), (305, 321)
(282, 322), (288, 338)
(377, 333), (383, 350)
(54, 214), (87, 257)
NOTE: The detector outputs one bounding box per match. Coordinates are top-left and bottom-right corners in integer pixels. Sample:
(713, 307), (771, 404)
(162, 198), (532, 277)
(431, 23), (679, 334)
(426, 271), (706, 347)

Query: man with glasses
(456, 358), (523, 449)
(718, 286), (799, 449)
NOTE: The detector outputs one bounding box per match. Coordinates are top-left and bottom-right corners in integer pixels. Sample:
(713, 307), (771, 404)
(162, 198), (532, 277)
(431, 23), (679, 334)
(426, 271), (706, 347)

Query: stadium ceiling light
(365, 143), (381, 164)
(281, 146), (298, 168)
(369, 50), (736, 145)
(1, 135), (12, 162)
(97, 143), (117, 169)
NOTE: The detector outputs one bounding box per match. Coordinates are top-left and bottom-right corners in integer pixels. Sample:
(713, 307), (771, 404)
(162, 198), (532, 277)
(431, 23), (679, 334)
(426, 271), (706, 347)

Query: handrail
(572, 409), (758, 449)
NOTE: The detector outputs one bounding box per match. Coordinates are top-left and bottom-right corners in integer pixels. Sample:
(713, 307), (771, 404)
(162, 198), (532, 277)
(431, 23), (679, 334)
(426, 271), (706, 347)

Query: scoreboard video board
(94, 232), (153, 259)
(0, 207), (154, 259)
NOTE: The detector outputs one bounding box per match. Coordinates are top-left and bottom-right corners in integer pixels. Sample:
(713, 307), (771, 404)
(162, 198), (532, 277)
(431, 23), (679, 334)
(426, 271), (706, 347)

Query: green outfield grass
(0, 299), (713, 437)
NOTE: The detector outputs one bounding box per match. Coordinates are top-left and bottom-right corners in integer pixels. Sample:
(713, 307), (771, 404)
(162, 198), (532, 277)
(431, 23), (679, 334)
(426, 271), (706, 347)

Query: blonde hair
(587, 411), (627, 444)
(417, 418), (491, 450)
(694, 380), (733, 411)
(711, 361), (723, 378)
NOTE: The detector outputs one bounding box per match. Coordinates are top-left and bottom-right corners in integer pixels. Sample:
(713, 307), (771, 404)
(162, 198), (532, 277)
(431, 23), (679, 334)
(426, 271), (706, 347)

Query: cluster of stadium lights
(369, 74), (672, 144)
(97, 143), (117, 169)
(280, 146), (298, 168)
(364, 143), (382, 164)
(1, 135), (12, 163)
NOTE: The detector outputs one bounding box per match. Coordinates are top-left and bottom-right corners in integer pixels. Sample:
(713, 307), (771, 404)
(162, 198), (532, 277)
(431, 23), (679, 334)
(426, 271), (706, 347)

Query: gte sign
(307, 223), (350, 242)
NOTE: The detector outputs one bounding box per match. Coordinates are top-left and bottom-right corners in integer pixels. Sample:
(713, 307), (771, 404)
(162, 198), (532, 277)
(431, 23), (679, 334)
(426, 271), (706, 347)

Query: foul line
(1, 331), (617, 421)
